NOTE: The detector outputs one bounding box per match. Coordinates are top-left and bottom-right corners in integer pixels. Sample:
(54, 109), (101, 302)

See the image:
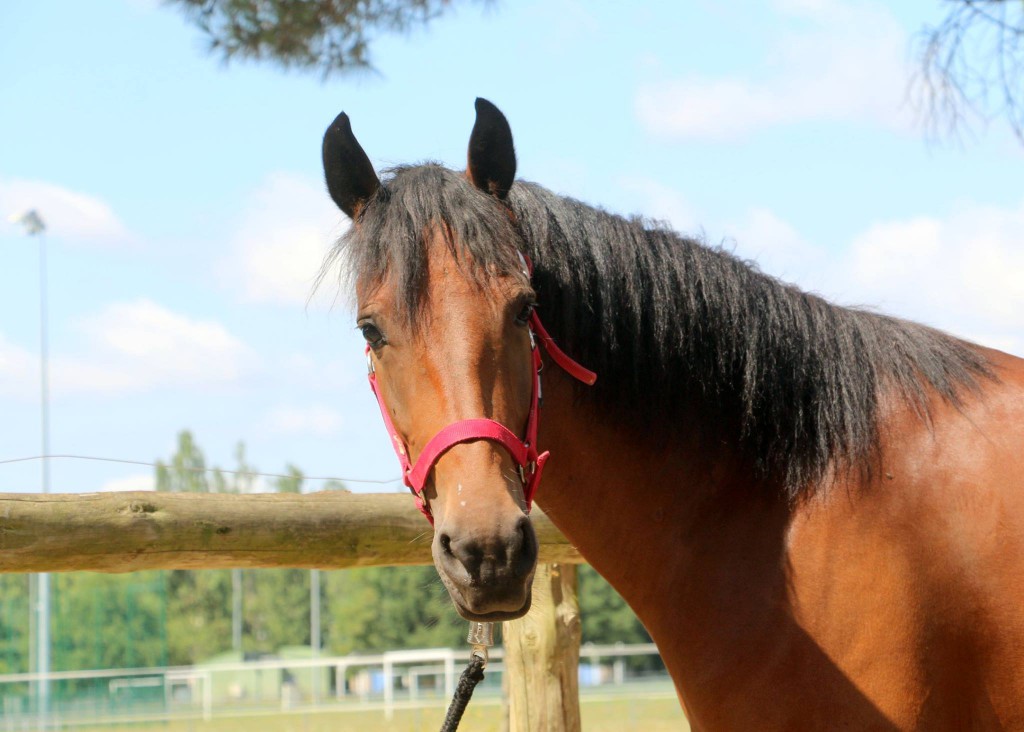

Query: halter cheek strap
(366, 255), (596, 525)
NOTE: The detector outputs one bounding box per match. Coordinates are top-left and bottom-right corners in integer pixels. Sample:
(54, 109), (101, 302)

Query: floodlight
(8, 209), (46, 235)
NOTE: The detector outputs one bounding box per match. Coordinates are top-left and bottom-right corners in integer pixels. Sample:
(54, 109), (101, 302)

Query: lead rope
(439, 622), (494, 732)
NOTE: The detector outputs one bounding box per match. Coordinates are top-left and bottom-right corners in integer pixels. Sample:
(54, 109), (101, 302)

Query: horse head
(322, 99), (541, 621)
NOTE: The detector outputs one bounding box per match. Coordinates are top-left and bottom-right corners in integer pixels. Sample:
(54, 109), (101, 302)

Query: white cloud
(724, 207), (826, 284)
(97, 473), (155, 492)
(618, 176), (698, 233)
(1, 300), (256, 398)
(0, 177), (134, 246)
(728, 198), (1024, 355)
(840, 202), (1024, 350)
(605, 174), (1024, 355)
(224, 173), (347, 306)
(635, 0), (912, 140)
(262, 405), (344, 437)
(63, 299), (254, 394)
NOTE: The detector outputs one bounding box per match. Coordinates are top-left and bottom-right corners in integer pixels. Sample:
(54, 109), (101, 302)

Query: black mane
(324, 164), (992, 498)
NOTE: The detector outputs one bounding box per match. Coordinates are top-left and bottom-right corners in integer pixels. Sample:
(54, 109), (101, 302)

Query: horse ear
(467, 98), (516, 199)
(323, 111), (380, 218)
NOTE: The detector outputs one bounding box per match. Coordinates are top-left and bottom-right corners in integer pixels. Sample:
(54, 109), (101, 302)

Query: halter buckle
(366, 350), (375, 375)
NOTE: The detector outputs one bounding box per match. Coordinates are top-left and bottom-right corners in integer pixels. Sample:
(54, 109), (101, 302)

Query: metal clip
(366, 350), (375, 375)
(517, 460), (537, 486)
(467, 621), (494, 666)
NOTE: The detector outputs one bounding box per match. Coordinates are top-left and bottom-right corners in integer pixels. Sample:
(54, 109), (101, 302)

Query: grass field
(113, 693), (689, 731)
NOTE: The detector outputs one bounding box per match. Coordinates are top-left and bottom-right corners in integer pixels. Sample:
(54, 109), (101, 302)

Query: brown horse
(320, 99), (1024, 730)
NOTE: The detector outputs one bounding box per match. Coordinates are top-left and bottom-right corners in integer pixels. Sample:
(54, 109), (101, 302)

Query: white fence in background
(0, 643), (668, 729)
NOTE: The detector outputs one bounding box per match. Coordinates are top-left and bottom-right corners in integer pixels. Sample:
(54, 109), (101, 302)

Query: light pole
(9, 209), (51, 729)
(311, 567), (321, 705)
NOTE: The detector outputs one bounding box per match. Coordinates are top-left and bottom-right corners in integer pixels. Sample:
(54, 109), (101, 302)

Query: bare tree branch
(914, 0), (1024, 143)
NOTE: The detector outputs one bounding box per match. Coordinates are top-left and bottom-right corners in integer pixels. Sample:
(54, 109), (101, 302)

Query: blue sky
(1, 0), (1021, 495)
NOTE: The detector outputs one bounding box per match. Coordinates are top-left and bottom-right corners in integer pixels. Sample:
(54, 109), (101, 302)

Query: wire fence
(0, 454), (402, 487)
(0, 643), (671, 730)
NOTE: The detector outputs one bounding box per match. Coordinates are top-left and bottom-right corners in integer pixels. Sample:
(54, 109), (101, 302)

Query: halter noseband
(366, 254), (597, 524)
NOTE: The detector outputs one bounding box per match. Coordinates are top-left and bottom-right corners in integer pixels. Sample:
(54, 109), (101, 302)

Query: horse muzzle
(432, 514), (538, 620)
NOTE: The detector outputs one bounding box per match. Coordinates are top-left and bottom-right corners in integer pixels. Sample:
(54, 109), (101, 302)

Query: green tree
(578, 564), (661, 672)
(166, 0), (475, 77)
(578, 565), (650, 646)
(0, 576), (29, 674)
(166, 569), (232, 665)
(324, 566), (465, 654)
(155, 431), (210, 493)
(0, 563), (167, 676)
(156, 436), (325, 660)
(210, 442), (258, 494)
(242, 569), (311, 655)
(158, 431), (236, 663)
(157, 431), (257, 494)
(321, 564), (653, 656)
(51, 573), (167, 671)
(273, 463), (304, 494)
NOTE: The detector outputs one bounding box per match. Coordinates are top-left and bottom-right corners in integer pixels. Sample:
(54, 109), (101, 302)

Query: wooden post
(502, 563), (582, 732)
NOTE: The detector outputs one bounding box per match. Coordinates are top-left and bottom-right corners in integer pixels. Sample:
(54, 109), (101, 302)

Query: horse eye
(359, 323), (386, 348)
(514, 302), (535, 326)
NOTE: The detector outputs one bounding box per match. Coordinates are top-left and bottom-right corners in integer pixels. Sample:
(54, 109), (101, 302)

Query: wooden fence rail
(0, 490), (588, 731)
(0, 491), (582, 573)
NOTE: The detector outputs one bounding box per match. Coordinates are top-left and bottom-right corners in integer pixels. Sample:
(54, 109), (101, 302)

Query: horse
(319, 98), (1024, 730)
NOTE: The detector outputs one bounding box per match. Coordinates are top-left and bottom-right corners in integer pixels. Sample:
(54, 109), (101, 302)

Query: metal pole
(37, 228), (51, 730)
(28, 573), (36, 702)
(310, 569), (321, 656)
(12, 212), (51, 730)
(310, 568), (321, 705)
(231, 569), (242, 653)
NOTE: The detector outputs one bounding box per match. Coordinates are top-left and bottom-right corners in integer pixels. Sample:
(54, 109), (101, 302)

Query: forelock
(324, 164), (524, 323)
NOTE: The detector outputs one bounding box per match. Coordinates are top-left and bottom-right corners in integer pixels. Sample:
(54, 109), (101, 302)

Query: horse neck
(534, 365), (794, 698)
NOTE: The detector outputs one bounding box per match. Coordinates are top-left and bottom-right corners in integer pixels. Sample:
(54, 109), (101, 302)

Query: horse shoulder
(786, 347), (1024, 728)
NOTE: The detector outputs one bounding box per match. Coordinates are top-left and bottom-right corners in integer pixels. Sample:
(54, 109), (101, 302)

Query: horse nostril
(435, 519), (536, 587)
(512, 517), (538, 578)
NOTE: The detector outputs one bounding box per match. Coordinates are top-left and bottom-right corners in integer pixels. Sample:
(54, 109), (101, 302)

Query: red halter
(366, 255), (597, 524)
